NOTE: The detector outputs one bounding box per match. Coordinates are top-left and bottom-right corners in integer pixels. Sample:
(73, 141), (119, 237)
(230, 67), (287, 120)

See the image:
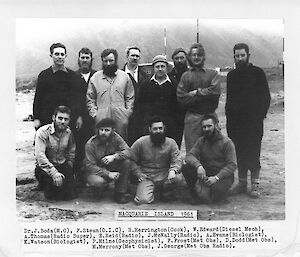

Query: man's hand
(101, 155), (115, 165)
(168, 170), (176, 183)
(52, 172), (65, 187)
(34, 119), (41, 130)
(67, 161), (73, 169)
(108, 172), (120, 181)
(204, 176), (218, 186)
(76, 116), (83, 130)
(197, 166), (206, 180)
(138, 174), (148, 182)
(190, 89), (198, 96)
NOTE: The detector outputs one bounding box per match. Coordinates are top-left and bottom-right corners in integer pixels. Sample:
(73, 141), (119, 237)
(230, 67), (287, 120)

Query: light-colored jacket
(86, 70), (134, 139)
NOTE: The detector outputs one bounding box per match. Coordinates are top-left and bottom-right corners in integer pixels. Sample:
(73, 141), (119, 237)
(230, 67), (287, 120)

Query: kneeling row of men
(34, 105), (237, 205)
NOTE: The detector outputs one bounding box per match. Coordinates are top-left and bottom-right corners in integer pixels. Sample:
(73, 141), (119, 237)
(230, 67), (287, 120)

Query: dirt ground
(16, 77), (285, 221)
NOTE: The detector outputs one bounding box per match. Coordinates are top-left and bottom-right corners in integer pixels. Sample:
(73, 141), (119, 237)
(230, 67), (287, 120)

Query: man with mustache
(130, 116), (182, 205)
(86, 48), (134, 142)
(177, 43), (221, 152)
(34, 106), (77, 201)
(182, 114), (237, 204)
(168, 48), (189, 148)
(122, 46), (149, 146)
(226, 43), (271, 198)
(74, 47), (97, 187)
(83, 118), (131, 203)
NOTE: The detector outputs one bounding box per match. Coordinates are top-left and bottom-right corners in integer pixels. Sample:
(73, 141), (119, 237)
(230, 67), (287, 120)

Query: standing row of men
(33, 41), (270, 204)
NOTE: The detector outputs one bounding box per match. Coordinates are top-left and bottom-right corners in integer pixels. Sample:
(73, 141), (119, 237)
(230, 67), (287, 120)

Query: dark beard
(203, 128), (216, 140)
(103, 64), (118, 77)
(98, 133), (113, 143)
(150, 132), (166, 146)
(235, 58), (249, 70)
(175, 63), (187, 73)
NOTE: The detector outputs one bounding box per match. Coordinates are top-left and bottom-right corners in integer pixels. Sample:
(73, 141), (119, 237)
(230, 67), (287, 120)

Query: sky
(16, 18), (284, 47)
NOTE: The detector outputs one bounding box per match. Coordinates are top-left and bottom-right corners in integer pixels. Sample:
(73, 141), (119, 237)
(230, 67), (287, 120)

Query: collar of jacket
(52, 65), (68, 73)
(150, 74), (171, 85)
(48, 122), (70, 135)
(190, 66), (206, 72)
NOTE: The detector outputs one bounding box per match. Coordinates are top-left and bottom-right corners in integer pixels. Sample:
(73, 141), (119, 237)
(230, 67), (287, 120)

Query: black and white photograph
(1, 0), (299, 256)
(15, 18), (284, 221)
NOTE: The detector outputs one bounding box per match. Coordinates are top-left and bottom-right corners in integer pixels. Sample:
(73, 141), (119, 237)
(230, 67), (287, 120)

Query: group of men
(33, 41), (270, 205)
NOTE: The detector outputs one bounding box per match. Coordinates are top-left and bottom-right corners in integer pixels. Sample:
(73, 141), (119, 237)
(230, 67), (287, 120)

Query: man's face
(51, 47), (66, 67)
(78, 52), (92, 71)
(98, 127), (113, 142)
(190, 48), (205, 68)
(102, 53), (118, 77)
(173, 52), (187, 69)
(202, 119), (216, 139)
(53, 112), (70, 132)
(127, 49), (140, 66)
(149, 121), (166, 146)
(154, 62), (167, 79)
(234, 49), (249, 69)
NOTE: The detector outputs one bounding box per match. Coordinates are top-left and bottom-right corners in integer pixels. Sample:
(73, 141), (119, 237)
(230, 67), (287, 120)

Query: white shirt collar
(150, 74), (171, 85)
(125, 64), (138, 82)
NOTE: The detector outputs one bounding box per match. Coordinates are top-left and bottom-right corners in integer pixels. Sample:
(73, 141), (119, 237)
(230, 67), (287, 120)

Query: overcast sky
(16, 18), (283, 47)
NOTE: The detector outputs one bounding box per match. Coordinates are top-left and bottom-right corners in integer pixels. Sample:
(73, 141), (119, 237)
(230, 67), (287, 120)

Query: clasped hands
(197, 166), (218, 186)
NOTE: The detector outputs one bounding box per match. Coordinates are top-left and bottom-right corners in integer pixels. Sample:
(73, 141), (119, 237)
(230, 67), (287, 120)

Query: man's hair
(147, 115), (165, 128)
(78, 47), (93, 58)
(233, 43), (249, 55)
(50, 43), (67, 55)
(200, 113), (219, 125)
(53, 105), (71, 117)
(171, 47), (187, 60)
(188, 43), (205, 57)
(125, 46), (141, 56)
(96, 118), (116, 129)
(101, 48), (118, 62)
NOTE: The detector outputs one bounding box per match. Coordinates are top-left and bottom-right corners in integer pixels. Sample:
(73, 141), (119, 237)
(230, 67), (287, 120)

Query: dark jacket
(122, 64), (149, 99)
(135, 76), (178, 141)
(33, 66), (81, 127)
(225, 63), (271, 124)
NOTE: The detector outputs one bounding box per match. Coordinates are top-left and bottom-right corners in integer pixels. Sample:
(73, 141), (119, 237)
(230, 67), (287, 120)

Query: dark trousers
(86, 159), (131, 194)
(227, 121), (263, 183)
(35, 162), (77, 200)
(182, 164), (234, 202)
(72, 116), (95, 185)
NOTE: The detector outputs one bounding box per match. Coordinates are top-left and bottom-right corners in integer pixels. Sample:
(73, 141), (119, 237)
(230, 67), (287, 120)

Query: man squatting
(33, 41), (270, 203)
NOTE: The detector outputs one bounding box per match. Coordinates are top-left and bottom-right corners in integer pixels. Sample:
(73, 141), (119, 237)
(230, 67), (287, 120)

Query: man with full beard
(182, 114), (237, 204)
(74, 48), (97, 186)
(83, 118), (131, 203)
(86, 48), (134, 141)
(129, 116), (182, 205)
(168, 48), (189, 148)
(177, 43), (221, 152)
(34, 106), (77, 201)
(226, 43), (270, 198)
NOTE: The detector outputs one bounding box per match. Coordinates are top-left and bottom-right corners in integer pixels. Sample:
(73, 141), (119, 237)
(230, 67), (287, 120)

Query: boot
(249, 183), (260, 198)
(189, 187), (201, 205)
(229, 181), (247, 195)
(114, 191), (131, 204)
